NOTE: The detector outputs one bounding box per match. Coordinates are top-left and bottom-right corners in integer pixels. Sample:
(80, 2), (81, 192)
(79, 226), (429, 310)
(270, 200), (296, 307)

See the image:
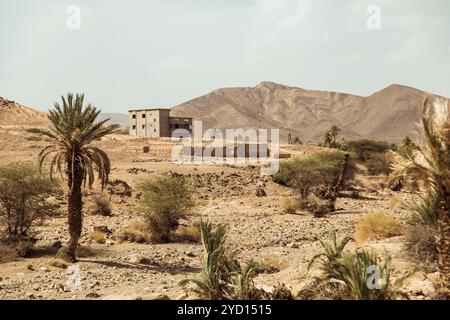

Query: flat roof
(169, 116), (193, 120)
(128, 108), (170, 112)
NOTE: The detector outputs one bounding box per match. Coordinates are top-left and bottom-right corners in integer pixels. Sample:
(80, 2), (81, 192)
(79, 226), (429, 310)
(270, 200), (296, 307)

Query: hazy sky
(1, 0), (449, 113)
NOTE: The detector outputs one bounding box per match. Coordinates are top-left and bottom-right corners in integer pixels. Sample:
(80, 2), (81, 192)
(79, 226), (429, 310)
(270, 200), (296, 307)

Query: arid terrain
(0, 120), (440, 300)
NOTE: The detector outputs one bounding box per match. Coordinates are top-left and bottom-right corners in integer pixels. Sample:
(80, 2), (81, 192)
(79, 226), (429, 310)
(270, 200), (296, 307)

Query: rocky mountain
(0, 97), (49, 127)
(2, 82), (446, 142)
(171, 82), (444, 143)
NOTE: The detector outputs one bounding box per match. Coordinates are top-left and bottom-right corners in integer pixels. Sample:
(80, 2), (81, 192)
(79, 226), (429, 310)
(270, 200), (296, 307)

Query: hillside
(0, 97), (49, 127)
(1, 82), (446, 142)
(171, 82), (443, 143)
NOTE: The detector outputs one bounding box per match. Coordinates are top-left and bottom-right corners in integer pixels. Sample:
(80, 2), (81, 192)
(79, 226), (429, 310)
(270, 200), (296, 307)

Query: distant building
(128, 108), (192, 138)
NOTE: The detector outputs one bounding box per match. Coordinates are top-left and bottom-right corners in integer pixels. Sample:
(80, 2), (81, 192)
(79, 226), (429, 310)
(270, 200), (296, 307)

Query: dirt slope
(171, 82), (445, 142)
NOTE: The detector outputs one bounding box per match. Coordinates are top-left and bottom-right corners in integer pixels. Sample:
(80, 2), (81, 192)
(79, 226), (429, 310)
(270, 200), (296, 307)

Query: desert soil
(0, 128), (439, 300)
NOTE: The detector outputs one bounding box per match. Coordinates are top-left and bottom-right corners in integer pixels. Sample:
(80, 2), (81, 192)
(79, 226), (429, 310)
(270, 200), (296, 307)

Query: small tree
(273, 151), (356, 200)
(0, 162), (59, 241)
(323, 131), (332, 148)
(140, 176), (195, 242)
(344, 139), (392, 161)
(329, 125), (341, 146)
(293, 137), (302, 145)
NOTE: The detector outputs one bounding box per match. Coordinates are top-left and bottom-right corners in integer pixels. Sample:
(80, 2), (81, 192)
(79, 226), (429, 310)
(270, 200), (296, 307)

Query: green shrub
(140, 176), (195, 243)
(0, 162), (59, 241)
(180, 221), (237, 299)
(308, 229), (409, 300)
(342, 139), (393, 161)
(180, 221), (294, 300)
(273, 151), (356, 199)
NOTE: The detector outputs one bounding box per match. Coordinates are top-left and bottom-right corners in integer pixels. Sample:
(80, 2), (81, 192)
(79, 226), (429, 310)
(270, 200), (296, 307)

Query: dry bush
(76, 245), (98, 258)
(404, 225), (438, 271)
(0, 243), (18, 263)
(301, 194), (333, 217)
(175, 223), (201, 243)
(388, 195), (405, 209)
(87, 195), (112, 216)
(140, 176), (195, 243)
(88, 231), (106, 244)
(0, 239), (34, 263)
(251, 254), (288, 274)
(403, 193), (439, 270)
(117, 220), (151, 243)
(281, 197), (298, 214)
(47, 259), (69, 269)
(365, 153), (392, 176)
(355, 212), (403, 244)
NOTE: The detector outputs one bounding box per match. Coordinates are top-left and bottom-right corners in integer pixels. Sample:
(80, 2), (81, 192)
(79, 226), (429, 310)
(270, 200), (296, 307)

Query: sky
(0, 0), (449, 113)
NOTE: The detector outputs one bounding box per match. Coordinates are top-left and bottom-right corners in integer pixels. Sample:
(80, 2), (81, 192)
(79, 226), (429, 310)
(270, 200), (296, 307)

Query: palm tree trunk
(436, 192), (450, 299)
(56, 158), (83, 263)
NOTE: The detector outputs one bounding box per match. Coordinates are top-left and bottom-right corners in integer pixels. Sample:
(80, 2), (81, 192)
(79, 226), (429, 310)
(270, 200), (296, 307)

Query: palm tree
(329, 125), (341, 145)
(30, 93), (119, 262)
(392, 97), (450, 298)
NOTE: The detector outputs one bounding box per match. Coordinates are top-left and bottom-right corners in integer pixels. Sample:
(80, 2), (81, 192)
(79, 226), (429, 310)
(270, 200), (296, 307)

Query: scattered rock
(286, 242), (299, 249)
(129, 254), (147, 264)
(107, 180), (132, 197)
(152, 294), (170, 300)
(86, 292), (101, 299)
(94, 226), (112, 234)
(52, 241), (63, 249)
(256, 187), (267, 197)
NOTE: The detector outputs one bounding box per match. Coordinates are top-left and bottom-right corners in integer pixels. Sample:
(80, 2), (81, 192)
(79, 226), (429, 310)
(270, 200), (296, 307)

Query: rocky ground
(0, 131), (441, 300)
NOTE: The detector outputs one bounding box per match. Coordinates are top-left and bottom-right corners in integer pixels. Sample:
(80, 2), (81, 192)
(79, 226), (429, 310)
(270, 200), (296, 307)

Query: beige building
(128, 108), (192, 138)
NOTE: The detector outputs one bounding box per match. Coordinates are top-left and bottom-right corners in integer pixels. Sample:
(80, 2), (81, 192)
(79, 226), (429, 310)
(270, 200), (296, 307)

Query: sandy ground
(0, 129), (440, 300)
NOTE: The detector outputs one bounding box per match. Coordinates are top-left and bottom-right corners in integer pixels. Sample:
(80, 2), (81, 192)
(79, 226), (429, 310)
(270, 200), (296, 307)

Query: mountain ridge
(1, 82), (447, 142)
(171, 82), (446, 142)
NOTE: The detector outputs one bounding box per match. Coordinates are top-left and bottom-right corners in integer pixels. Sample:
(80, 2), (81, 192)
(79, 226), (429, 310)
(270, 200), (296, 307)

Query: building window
(154, 118), (156, 122)
(132, 125), (136, 130)
(154, 129), (156, 133)
(132, 115), (136, 119)
(142, 125), (145, 129)
(142, 114), (146, 118)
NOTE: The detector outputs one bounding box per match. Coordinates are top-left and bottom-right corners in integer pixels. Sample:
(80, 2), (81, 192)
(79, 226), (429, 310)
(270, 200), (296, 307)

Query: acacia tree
(392, 97), (450, 298)
(30, 93), (119, 262)
(0, 162), (58, 241)
(329, 125), (341, 145)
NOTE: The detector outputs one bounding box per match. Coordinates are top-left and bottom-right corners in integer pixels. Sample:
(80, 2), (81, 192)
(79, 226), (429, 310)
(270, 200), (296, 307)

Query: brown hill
(0, 97), (49, 127)
(171, 82), (445, 143)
